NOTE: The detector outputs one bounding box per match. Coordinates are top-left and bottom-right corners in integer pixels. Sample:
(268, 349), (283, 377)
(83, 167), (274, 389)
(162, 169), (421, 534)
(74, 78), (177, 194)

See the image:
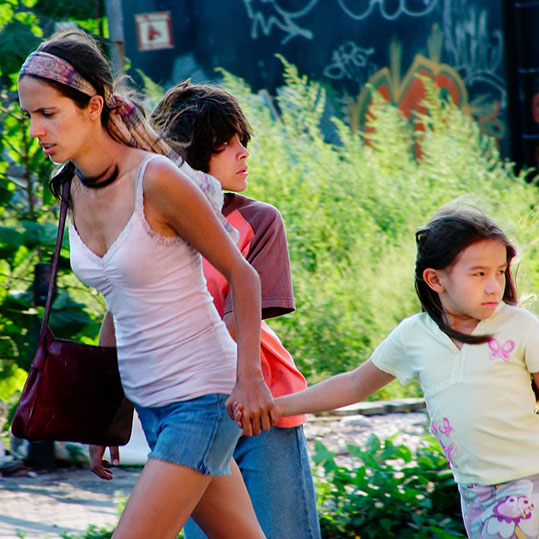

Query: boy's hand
(89, 445), (119, 480)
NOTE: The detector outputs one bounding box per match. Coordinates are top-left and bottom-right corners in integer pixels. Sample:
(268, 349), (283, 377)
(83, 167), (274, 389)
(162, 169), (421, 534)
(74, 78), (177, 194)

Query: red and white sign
(135, 12), (174, 51)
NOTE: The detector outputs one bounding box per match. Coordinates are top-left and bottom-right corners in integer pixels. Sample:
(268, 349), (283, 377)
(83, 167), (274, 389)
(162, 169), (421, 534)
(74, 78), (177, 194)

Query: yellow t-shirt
(371, 303), (539, 486)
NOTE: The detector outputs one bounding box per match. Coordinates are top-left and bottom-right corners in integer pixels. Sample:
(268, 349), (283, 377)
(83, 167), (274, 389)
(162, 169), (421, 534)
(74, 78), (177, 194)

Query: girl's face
(208, 134), (250, 192)
(431, 239), (507, 332)
(18, 76), (92, 165)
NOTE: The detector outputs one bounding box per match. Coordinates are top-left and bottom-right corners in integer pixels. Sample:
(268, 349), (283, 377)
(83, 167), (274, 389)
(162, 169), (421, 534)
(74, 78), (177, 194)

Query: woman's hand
(89, 444), (119, 480)
(226, 377), (276, 436)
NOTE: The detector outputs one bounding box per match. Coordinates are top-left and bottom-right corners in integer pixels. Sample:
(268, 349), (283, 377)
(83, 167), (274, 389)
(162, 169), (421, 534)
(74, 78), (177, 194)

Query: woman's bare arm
(144, 158), (275, 436)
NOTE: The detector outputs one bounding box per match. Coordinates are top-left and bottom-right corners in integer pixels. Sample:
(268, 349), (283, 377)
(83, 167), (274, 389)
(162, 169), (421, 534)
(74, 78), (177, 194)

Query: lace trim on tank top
(135, 155), (185, 248)
(69, 154), (189, 260)
(68, 209), (137, 262)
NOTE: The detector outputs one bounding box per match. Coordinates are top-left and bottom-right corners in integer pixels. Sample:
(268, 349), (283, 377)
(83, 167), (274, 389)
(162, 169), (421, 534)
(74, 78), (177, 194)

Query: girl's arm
(144, 158), (275, 436)
(276, 359), (395, 418)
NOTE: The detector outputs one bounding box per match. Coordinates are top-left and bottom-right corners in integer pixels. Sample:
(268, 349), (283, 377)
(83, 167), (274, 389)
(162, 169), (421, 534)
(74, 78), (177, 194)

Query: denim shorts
(134, 394), (241, 476)
(184, 425), (321, 539)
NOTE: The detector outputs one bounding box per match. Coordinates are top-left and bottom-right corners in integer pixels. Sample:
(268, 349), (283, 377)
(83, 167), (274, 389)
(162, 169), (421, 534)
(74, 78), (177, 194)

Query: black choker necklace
(75, 164), (119, 188)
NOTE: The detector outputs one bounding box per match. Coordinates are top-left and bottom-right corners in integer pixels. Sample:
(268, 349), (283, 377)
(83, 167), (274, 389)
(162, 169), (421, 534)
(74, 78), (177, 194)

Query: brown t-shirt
(204, 193), (295, 319)
(202, 193), (306, 428)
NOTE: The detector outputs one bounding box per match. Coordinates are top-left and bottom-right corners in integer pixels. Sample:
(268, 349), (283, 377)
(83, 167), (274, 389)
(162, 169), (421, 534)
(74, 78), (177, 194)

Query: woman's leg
(191, 459), (265, 538)
(185, 427), (320, 539)
(113, 457), (211, 539)
(127, 395), (253, 538)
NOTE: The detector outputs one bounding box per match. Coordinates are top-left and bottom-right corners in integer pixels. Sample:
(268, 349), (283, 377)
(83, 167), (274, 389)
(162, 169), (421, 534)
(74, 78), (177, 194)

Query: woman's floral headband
(19, 51), (97, 97)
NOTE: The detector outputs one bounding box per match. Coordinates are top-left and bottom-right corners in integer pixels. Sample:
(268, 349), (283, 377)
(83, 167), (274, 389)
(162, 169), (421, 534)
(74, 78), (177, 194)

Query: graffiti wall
(120, 0), (535, 166)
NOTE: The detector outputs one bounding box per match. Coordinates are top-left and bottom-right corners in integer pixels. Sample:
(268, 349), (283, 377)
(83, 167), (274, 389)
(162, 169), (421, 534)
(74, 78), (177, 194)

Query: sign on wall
(135, 11), (174, 51)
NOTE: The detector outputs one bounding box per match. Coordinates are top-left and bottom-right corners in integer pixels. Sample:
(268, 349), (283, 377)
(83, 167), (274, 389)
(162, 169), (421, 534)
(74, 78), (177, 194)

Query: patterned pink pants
(459, 474), (539, 538)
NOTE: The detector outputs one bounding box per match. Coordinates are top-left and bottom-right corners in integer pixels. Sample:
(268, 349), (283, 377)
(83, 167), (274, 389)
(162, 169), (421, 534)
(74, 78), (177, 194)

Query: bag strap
(38, 180), (70, 343)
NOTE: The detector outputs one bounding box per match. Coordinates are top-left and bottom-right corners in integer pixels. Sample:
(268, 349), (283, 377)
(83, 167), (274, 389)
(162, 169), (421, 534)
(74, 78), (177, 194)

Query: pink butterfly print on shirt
(430, 418), (458, 467)
(442, 443), (457, 465)
(437, 417), (455, 437)
(488, 338), (515, 362)
(431, 417), (455, 438)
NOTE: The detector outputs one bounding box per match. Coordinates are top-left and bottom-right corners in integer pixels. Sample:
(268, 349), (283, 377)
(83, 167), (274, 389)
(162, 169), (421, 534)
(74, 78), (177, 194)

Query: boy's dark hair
(415, 203), (517, 344)
(150, 80), (253, 172)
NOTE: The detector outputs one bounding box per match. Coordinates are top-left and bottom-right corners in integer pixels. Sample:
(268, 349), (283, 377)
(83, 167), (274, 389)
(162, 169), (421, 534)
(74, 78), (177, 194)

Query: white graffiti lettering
(443, 0), (506, 108)
(243, 0), (318, 44)
(338, 0), (439, 21)
(324, 41), (376, 81)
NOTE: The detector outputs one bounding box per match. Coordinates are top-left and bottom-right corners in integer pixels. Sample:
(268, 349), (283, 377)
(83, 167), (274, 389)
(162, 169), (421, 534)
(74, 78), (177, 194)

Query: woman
(18, 29), (274, 539)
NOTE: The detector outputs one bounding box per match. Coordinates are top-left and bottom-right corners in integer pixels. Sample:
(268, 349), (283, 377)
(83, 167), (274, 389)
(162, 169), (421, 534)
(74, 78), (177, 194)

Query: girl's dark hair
(415, 203), (517, 344)
(150, 80), (253, 172)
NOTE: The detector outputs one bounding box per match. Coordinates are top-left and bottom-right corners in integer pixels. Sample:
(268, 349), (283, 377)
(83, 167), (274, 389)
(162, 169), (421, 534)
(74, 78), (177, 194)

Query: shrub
(1, 56), (537, 407)
(313, 433), (466, 538)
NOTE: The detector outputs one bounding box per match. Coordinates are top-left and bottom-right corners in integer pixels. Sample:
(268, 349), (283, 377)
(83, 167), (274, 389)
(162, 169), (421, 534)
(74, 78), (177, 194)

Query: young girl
(18, 29), (275, 539)
(238, 203), (539, 537)
(150, 80), (321, 539)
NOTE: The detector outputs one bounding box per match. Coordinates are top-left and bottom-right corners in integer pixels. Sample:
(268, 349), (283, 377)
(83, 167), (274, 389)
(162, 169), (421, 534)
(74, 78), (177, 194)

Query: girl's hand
(232, 401), (244, 428)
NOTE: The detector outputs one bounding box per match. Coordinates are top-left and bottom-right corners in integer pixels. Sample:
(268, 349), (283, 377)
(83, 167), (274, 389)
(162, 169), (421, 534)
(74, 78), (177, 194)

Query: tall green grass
(219, 60), (539, 396)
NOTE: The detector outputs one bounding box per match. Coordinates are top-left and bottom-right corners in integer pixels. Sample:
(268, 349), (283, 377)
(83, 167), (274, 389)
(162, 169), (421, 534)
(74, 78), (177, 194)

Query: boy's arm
(223, 312), (237, 341)
(90, 311), (119, 480)
(276, 360), (395, 418)
(531, 372), (539, 401)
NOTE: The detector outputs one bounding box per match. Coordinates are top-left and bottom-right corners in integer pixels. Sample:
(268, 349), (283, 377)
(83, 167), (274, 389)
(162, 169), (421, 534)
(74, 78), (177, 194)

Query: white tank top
(68, 155), (237, 407)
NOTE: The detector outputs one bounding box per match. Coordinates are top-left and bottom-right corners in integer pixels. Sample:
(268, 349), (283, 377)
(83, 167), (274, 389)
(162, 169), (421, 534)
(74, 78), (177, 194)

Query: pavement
(0, 399), (427, 538)
(0, 466), (139, 538)
(0, 412), (151, 538)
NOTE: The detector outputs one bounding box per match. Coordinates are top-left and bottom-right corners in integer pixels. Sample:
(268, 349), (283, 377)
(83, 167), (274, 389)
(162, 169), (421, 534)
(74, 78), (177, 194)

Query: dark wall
(120, 0), (535, 167)
(512, 0), (539, 170)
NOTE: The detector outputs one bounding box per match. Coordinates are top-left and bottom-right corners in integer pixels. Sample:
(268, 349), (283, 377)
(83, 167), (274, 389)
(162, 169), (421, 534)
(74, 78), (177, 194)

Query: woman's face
(18, 76), (92, 165)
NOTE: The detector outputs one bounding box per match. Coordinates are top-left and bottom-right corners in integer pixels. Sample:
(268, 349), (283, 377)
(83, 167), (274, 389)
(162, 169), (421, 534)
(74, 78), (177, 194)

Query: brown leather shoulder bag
(11, 181), (133, 446)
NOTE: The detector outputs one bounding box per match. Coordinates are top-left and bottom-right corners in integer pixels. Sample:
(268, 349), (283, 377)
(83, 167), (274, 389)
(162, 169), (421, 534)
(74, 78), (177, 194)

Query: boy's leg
(234, 426), (321, 538)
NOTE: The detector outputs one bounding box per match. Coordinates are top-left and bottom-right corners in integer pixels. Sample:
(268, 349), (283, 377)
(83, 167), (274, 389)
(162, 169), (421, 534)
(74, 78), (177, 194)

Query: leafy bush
(0, 0), (113, 433)
(1, 41), (538, 409)
(313, 433), (466, 538)
(219, 59), (539, 394)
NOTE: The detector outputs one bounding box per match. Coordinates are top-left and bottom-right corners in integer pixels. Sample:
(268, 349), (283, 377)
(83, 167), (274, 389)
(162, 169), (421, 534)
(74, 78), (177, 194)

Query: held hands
(89, 444), (119, 480)
(231, 395), (284, 433)
(225, 376), (277, 436)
